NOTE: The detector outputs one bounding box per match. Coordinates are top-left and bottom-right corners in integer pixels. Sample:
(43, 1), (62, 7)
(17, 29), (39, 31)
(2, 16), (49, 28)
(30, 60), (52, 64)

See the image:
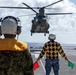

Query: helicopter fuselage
(31, 17), (50, 35)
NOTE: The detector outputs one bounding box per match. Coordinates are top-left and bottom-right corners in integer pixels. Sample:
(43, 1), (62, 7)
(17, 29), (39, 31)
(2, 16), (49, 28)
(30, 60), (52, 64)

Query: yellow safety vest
(0, 38), (27, 51)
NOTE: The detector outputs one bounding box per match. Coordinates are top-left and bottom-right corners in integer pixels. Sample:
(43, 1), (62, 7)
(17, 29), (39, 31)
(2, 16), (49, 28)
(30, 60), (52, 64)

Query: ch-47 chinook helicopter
(0, 0), (73, 36)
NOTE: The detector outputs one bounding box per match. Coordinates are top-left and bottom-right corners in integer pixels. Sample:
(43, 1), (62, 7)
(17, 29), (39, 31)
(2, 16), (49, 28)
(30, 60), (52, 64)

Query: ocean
(27, 42), (76, 50)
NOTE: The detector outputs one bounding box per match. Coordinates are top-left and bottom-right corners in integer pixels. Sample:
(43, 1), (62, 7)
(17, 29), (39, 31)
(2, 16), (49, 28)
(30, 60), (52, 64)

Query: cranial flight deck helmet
(0, 16), (21, 35)
(48, 34), (56, 40)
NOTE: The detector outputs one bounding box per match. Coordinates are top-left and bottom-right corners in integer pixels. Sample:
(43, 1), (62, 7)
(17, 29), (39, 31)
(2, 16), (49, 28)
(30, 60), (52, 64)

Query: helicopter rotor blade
(22, 2), (38, 14)
(0, 6), (30, 9)
(43, 0), (63, 8)
(0, 6), (60, 10)
(0, 0), (63, 10)
(46, 13), (73, 15)
(17, 14), (36, 17)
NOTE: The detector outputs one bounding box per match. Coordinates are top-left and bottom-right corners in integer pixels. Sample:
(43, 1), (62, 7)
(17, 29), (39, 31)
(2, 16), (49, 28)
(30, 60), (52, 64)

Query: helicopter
(0, 0), (73, 36)
(22, 2), (50, 36)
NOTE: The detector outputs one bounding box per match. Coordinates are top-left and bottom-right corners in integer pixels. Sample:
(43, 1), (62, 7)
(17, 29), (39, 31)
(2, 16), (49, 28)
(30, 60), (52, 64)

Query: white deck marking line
(40, 59), (54, 75)
(40, 59), (46, 73)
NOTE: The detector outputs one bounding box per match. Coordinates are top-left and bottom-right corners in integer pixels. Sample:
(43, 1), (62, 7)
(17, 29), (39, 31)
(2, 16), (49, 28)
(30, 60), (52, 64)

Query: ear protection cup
(17, 26), (22, 35)
(0, 26), (2, 36)
(48, 36), (50, 40)
(0, 18), (2, 36)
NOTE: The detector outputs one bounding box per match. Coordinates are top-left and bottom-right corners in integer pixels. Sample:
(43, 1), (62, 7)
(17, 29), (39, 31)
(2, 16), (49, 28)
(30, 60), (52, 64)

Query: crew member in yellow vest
(0, 16), (34, 75)
(36, 34), (69, 75)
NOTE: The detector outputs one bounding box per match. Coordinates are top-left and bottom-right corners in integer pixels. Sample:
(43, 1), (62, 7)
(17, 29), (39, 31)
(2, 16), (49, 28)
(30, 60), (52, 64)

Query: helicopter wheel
(46, 31), (49, 33)
(31, 33), (32, 36)
(44, 33), (46, 36)
(48, 31), (49, 33)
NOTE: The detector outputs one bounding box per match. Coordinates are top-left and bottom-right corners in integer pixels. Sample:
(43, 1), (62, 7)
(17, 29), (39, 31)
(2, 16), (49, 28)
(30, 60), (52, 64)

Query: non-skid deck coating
(31, 49), (76, 75)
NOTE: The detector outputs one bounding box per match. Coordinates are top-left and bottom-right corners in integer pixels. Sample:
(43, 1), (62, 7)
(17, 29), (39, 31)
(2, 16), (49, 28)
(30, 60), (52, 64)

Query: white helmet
(48, 34), (56, 40)
(1, 16), (18, 35)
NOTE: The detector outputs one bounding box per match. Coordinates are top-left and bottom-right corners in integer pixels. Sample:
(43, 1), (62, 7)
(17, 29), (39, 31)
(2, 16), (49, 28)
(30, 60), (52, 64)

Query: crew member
(0, 16), (34, 75)
(36, 34), (69, 75)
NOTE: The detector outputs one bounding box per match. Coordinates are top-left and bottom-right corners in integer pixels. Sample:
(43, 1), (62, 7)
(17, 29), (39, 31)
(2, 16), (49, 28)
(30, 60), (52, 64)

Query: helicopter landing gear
(46, 31), (49, 33)
(30, 30), (34, 36)
(44, 31), (49, 36)
(31, 33), (33, 36)
(44, 33), (46, 36)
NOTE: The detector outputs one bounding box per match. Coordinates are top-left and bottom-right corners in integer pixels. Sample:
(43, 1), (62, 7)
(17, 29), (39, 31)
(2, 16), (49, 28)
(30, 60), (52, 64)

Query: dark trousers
(45, 58), (59, 75)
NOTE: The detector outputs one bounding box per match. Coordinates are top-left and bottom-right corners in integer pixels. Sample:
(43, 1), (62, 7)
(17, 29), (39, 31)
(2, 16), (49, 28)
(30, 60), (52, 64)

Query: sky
(0, 0), (76, 44)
